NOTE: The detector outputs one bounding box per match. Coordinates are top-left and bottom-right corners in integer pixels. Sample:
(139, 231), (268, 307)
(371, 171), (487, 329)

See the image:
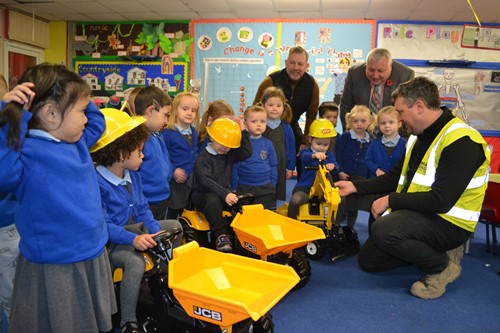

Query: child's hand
(375, 169), (385, 177)
(312, 152), (327, 161)
(173, 168), (187, 183)
(339, 171), (350, 180)
(286, 169), (293, 179)
(225, 192), (238, 206)
(3, 82), (35, 107)
(325, 163), (335, 171)
(132, 234), (157, 251)
(227, 116), (245, 131)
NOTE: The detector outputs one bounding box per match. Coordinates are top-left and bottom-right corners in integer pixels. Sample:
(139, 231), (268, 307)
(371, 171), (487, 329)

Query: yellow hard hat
(90, 108), (146, 153)
(308, 118), (337, 138)
(207, 118), (241, 148)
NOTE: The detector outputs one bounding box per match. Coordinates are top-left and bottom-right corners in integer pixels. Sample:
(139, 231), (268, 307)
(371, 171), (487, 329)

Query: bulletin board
(75, 61), (188, 107)
(192, 19), (375, 116)
(71, 21), (192, 107)
(377, 21), (500, 132)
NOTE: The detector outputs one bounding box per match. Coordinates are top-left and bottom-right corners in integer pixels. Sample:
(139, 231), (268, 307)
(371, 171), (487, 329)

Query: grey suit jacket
(339, 61), (415, 130)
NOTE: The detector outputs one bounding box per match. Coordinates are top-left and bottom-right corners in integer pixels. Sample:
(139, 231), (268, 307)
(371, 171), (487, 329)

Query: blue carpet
(270, 180), (500, 333)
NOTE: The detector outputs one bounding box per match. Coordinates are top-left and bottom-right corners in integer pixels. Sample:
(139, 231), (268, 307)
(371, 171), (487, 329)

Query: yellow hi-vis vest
(395, 118), (491, 232)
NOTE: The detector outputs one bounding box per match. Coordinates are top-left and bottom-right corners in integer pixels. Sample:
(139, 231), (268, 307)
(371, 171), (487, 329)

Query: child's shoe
(216, 234), (233, 252)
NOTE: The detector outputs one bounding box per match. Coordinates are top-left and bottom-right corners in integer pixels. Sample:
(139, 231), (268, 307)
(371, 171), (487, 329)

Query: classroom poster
(378, 21), (500, 132)
(192, 19), (375, 119)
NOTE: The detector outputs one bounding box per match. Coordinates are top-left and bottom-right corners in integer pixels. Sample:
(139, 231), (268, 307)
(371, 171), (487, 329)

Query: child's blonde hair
(345, 105), (376, 134)
(258, 86), (292, 123)
(243, 105), (267, 121)
(377, 106), (400, 128)
(167, 92), (200, 130)
(198, 100), (234, 144)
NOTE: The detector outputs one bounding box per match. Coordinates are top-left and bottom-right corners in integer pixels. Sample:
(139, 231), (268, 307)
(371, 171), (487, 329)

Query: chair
(478, 175), (500, 255)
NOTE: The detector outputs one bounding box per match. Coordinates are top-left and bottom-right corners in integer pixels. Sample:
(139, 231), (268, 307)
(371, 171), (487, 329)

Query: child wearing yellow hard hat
(190, 116), (252, 252)
(90, 108), (183, 333)
(287, 118), (339, 220)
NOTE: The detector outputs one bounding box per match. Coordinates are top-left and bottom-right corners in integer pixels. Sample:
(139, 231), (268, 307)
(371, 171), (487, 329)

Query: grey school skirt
(9, 249), (117, 333)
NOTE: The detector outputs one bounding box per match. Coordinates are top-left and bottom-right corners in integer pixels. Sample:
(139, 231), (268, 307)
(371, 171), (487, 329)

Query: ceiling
(0, 0), (499, 23)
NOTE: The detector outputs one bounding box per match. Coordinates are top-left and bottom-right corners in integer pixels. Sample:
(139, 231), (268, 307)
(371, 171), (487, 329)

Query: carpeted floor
(270, 180), (500, 333)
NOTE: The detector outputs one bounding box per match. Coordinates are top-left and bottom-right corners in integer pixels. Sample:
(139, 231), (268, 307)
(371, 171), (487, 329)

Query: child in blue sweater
(191, 117), (252, 252)
(162, 92), (200, 219)
(232, 105), (278, 210)
(134, 86), (173, 220)
(288, 119), (339, 219)
(364, 105), (406, 234)
(335, 105), (376, 229)
(0, 74), (19, 333)
(0, 64), (115, 333)
(91, 109), (182, 333)
(258, 86), (295, 202)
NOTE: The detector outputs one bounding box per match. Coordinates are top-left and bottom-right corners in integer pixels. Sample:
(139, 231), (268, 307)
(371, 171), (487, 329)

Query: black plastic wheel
(305, 240), (327, 260)
(252, 312), (274, 333)
(288, 249), (311, 290)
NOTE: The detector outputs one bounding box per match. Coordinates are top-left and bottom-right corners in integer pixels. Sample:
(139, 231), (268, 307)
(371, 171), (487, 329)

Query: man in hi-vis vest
(335, 76), (490, 300)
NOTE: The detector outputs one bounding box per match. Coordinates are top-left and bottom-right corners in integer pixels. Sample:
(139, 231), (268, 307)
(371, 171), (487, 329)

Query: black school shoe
(121, 321), (143, 333)
(331, 226), (360, 263)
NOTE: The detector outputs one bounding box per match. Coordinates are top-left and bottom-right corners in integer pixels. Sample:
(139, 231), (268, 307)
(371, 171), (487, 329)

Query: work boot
(446, 243), (465, 268)
(331, 227), (360, 263)
(410, 260), (461, 299)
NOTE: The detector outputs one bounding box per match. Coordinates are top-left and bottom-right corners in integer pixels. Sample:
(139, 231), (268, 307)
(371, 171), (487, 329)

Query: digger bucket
(231, 204), (326, 257)
(168, 241), (299, 327)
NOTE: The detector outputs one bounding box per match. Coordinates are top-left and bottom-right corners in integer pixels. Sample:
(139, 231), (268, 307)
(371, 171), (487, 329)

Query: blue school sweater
(232, 135), (278, 188)
(162, 126), (199, 176)
(96, 167), (160, 245)
(365, 136), (407, 178)
(0, 102), (108, 264)
(0, 193), (16, 228)
(294, 148), (339, 190)
(335, 131), (371, 178)
(138, 132), (173, 203)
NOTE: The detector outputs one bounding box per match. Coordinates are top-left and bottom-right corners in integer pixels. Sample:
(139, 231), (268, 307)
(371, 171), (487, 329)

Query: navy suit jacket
(339, 60), (415, 130)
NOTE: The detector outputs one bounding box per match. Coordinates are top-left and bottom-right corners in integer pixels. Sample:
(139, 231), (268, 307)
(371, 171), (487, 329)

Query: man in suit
(339, 48), (414, 131)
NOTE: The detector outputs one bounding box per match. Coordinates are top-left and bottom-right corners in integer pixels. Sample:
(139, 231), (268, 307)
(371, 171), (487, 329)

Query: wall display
(73, 21), (192, 61)
(192, 19), (375, 121)
(75, 61), (188, 108)
(378, 21), (500, 133)
(461, 24), (500, 51)
(411, 66), (500, 131)
(377, 22), (498, 62)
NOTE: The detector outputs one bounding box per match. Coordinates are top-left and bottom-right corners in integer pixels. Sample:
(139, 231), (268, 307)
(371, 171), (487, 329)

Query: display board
(75, 61), (188, 108)
(192, 19), (375, 116)
(377, 21), (500, 133)
(377, 21), (499, 62)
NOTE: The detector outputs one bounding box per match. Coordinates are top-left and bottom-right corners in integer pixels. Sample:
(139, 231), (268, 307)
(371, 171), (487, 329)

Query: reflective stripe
(467, 174), (488, 189)
(447, 206), (480, 221)
(398, 175), (405, 186)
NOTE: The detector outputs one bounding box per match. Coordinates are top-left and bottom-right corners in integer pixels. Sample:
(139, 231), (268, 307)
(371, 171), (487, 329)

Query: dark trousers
(237, 183), (276, 211)
(358, 209), (471, 275)
(191, 192), (228, 239)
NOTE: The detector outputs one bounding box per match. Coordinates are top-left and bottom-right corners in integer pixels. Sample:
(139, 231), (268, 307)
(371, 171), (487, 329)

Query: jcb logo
(244, 241), (257, 253)
(193, 306), (222, 322)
